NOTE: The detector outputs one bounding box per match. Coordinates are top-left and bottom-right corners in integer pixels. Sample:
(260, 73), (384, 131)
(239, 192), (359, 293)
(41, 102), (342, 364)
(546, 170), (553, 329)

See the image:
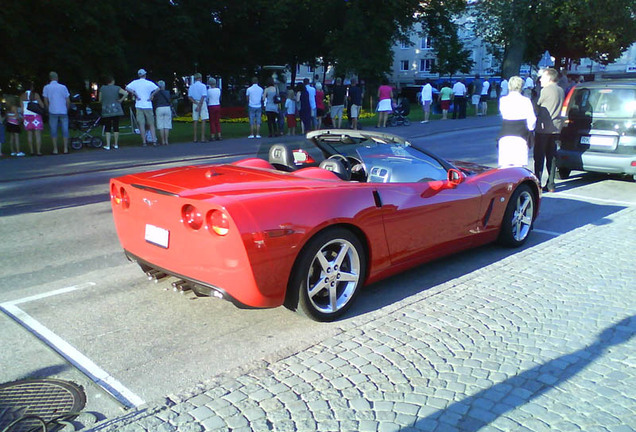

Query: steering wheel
(326, 154), (351, 174)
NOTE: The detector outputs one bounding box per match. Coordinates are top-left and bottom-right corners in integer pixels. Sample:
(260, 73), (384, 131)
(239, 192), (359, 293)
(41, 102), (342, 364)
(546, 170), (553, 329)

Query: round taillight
(120, 187), (130, 209)
(111, 183), (121, 205)
(182, 205), (203, 230)
(207, 210), (229, 236)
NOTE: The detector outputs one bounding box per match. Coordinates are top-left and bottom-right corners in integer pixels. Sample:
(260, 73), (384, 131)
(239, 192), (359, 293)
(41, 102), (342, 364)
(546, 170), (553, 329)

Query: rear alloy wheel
(558, 167), (571, 179)
(291, 228), (366, 321)
(498, 184), (535, 247)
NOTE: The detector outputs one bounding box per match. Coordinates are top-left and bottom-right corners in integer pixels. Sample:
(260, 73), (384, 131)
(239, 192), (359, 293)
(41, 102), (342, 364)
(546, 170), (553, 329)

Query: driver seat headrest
(268, 144), (295, 172)
(319, 159), (350, 180)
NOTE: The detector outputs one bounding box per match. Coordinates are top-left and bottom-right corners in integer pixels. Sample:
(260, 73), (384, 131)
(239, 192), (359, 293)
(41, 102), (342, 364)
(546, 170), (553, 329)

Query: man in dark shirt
(534, 68), (564, 192)
(330, 77), (347, 128)
(348, 78), (363, 130)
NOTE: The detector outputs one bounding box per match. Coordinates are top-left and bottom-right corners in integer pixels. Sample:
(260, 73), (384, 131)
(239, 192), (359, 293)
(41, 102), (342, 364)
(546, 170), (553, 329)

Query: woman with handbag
(262, 77), (280, 137)
(20, 83), (44, 156)
(98, 76), (127, 150)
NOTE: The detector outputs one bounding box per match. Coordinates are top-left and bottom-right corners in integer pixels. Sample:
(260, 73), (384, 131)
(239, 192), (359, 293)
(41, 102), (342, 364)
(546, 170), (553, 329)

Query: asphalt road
(0, 117), (634, 427)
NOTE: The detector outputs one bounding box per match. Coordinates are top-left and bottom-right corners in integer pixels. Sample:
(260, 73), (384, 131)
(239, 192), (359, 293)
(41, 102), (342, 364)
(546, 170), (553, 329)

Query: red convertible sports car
(111, 129), (540, 321)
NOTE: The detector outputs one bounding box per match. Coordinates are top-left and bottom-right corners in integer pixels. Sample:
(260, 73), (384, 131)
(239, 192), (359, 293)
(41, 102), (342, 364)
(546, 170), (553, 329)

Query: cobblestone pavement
(83, 202), (635, 431)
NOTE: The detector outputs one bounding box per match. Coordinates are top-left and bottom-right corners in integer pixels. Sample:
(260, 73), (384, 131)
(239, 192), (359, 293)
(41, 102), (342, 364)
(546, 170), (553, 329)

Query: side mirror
(447, 168), (464, 187)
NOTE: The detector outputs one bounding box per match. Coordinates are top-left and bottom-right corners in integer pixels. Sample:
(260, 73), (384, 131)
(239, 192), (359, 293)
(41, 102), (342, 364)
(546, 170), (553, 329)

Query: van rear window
(568, 88), (636, 119)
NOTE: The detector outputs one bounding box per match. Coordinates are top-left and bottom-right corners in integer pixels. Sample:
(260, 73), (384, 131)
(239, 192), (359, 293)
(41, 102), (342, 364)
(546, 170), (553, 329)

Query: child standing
(6, 99), (24, 156)
(285, 90), (297, 136)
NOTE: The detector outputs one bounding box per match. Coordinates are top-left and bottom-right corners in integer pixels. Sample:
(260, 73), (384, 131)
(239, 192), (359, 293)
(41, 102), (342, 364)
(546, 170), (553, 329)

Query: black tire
(70, 138), (82, 150)
(498, 184), (535, 248)
(403, 118), (411, 126)
(558, 167), (571, 179)
(389, 117), (397, 127)
(287, 228), (366, 322)
(90, 137), (103, 148)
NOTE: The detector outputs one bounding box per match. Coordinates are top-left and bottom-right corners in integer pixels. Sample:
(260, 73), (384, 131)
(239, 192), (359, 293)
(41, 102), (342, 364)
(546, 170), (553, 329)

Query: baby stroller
(69, 104), (103, 150)
(388, 98), (411, 126)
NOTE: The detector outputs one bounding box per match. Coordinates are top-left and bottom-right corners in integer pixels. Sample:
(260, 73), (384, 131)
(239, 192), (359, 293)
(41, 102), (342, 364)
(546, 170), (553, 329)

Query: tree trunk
(502, 36), (527, 79)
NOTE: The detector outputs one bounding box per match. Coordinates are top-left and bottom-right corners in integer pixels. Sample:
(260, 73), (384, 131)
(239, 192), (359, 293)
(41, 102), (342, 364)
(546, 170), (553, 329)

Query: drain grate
(0, 379), (86, 432)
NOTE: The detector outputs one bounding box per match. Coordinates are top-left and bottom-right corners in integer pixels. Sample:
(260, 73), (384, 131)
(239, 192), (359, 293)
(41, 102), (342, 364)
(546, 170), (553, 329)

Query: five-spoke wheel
(289, 228), (366, 321)
(498, 184), (535, 247)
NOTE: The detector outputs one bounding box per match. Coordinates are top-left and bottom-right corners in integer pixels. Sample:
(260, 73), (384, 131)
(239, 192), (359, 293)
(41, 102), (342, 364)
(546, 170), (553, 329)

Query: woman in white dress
(498, 76), (536, 168)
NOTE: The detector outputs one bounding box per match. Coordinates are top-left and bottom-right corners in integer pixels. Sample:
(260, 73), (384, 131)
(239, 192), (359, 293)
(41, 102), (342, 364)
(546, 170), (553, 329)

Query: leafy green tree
(419, 0), (473, 78)
(474, 0), (636, 78)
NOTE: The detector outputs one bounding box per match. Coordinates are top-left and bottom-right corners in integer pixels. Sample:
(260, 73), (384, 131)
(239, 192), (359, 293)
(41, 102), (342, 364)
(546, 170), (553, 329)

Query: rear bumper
(125, 250), (257, 309)
(557, 150), (636, 175)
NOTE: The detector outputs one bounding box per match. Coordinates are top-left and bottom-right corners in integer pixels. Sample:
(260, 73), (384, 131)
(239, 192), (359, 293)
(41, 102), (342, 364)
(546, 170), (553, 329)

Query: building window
(400, 40), (409, 49)
(420, 59), (435, 72)
(400, 60), (410, 71)
(420, 37), (433, 50)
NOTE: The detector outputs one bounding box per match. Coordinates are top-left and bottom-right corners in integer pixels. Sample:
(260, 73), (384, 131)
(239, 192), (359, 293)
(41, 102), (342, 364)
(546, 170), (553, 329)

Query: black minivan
(557, 79), (636, 181)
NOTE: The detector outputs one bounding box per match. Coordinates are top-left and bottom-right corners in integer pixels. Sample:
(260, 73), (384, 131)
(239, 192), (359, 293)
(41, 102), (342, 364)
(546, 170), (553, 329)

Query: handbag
(26, 91), (45, 116)
(273, 87), (281, 104)
(27, 101), (45, 116)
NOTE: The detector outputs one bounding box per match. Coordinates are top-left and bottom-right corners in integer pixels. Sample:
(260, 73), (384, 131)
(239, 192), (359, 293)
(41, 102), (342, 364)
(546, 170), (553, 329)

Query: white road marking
(533, 228), (563, 237)
(0, 282), (145, 408)
(555, 191), (635, 207)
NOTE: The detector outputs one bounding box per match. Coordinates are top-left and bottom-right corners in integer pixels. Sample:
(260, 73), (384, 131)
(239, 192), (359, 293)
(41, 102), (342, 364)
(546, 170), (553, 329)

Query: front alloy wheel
(498, 184), (535, 247)
(290, 228), (366, 321)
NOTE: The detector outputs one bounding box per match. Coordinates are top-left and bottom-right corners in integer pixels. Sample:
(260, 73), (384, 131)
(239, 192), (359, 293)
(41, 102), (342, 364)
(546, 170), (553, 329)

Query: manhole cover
(0, 379), (86, 432)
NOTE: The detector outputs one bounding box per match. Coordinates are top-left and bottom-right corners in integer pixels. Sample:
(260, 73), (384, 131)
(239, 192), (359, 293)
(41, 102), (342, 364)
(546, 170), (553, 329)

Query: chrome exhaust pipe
(172, 280), (192, 293)
(146, 269), (167, 282)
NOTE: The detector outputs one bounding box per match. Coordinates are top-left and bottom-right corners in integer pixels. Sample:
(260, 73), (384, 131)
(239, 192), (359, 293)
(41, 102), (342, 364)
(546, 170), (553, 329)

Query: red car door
(376, 179), (483, 265)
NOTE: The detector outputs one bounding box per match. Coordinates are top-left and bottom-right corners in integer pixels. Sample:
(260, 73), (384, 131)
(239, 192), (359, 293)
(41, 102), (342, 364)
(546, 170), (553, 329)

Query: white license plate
(145, 224), (169, 248)
(580, 135), (616, 147)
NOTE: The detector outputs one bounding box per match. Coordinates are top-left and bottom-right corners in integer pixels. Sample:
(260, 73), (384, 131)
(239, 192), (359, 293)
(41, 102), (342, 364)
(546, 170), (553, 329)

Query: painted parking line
(0, 282), (145, 409)
(533, 228), (563, 237)
(555, 191), (636, 207)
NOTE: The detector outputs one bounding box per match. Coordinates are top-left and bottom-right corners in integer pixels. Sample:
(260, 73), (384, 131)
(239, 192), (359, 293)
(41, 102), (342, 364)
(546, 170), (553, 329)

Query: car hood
(450, 160), (494, 175)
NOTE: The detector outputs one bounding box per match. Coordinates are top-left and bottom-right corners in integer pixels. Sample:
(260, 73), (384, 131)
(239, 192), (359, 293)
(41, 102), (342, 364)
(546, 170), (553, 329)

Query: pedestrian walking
(263, 77), (280, 137)
(348, 78), (363, 130)
(534, 68), (564, 192)
(284, 89), (297, 135)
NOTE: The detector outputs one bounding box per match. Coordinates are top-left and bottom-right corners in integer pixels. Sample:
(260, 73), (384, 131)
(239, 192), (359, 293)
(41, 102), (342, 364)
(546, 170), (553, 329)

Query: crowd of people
(238, 75), (366, 140)
(1, 66), (576, 190)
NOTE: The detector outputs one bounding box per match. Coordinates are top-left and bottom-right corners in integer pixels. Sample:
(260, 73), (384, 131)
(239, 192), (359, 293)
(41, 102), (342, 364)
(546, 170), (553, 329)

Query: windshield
(355, 142), (448, 183)
(569, 87), (636, 119)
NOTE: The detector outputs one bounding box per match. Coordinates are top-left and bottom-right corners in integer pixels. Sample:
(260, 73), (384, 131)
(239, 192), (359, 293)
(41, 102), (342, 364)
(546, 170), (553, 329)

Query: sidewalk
(0, 115), (501, 184)
(83, 206), (635, 431)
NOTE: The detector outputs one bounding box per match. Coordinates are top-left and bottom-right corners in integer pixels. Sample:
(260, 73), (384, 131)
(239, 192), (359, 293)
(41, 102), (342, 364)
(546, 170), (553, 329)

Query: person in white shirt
(480, 78), (490, 116)
(522, 74), (535, 99)
(305, 78), (317, 129)
(207, 78), (222, 141)
(499, 78), (509, 98)
(126, 68), (159, 146)
(246, 77), (264, 138)
(451, 80), (467, 119)
(497, 76), (536, 167)
(420, 80), (433, 123)
(188, 73), (208, 142)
